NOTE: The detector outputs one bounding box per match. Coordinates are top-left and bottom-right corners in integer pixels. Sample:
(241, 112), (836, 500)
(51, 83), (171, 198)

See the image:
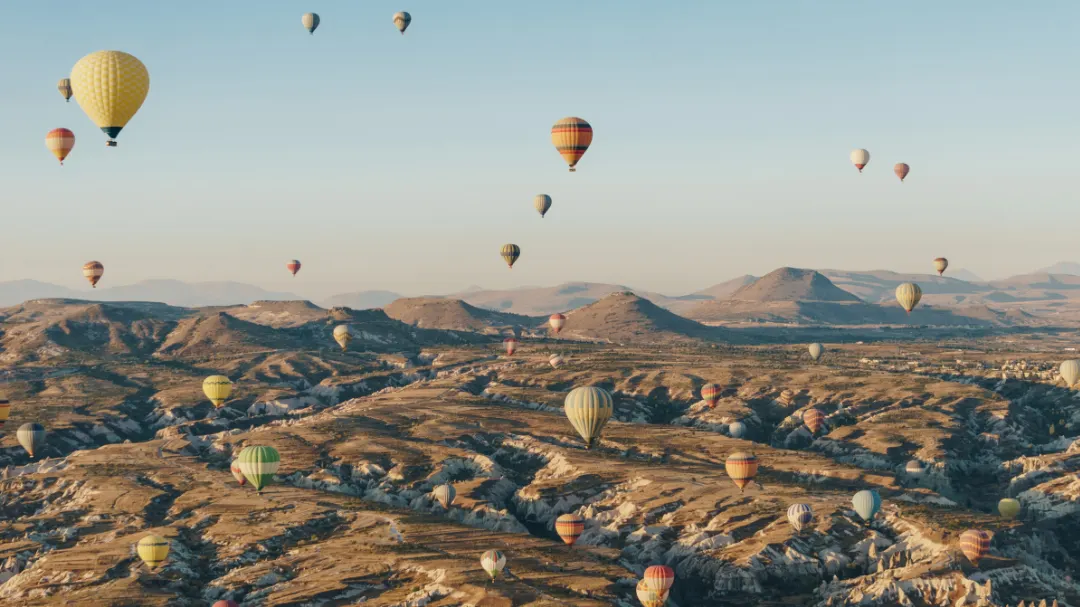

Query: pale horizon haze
(2, 1), (1078, 300)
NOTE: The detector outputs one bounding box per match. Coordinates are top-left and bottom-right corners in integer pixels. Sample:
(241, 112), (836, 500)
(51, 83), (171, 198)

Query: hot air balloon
(803, 408), (825, 435)
(83, 261), (104, 288)
(500, 244), (520, 269)
(480, 549), (505, 581)
(959, 529), (990, 566)
(725, 452), (758, 493)
(728, 421), (747, 439)
(895, 283), (922, 314)
(636, 579), (670, 607)
(302, 13), (320, 34)
(779, 389), (795, 405)
(934, 257), (948, 276)
(46, 128), (75, 165)
(70, 51), (150, 147)
(433, 484), (456, 509)
(850, 149), (870, 172)
(0, 399), (10, 429)
(852, 489), (881, 523)
(503, 337), (518, 356)
(236, 445), (281, 492)
(549, 313), (566, 334)
(1059, 360), (1080, 387)
(137, 534), (170, 568)
(998, 498), (1021, 519)
(551, 117), (592, 172)
(643, 565), (675, 593)
(701, 383), (721, 409)
(57, 78), (72, 102)
(203, 375), (233, 408)
(287, 260), (301, 276)
(549, 354), (565, 368)
(333, 325), (353, 352)
(393, 12), (411, 34)
(905, 460), (925, 475)
(230, 461), (247, 486)
(787, 503), (813, 533)
(17, 423), (45, 458)
(534, 194), (552, 218)
(212, 601), (239, 607)
(808, 343), (824, 362)
(555, 513), (584, 546)
(894, 163), (910, 182)
(564, 386), (613, 449)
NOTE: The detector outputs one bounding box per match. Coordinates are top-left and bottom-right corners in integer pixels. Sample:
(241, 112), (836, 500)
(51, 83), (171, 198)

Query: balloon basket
(106, 141), (117, 147)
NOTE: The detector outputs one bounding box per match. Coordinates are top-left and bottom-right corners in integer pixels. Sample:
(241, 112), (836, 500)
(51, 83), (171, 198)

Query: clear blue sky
(2, 1), (1078, 299)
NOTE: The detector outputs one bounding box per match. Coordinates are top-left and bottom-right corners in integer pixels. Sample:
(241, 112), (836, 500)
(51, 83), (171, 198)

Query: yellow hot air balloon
(333, 325), (353, 351)
(70, 51), (150, 147)
(564, 386), (613, 449)
(501, 244), (520, 269)
(203, 376), (233, 407)
(895, 282), (922, 314)
(57, 78), (73, 102)
(997, 498), (1020, 519)
(137, 534), (170, 568)
(551, 117), (592, 172)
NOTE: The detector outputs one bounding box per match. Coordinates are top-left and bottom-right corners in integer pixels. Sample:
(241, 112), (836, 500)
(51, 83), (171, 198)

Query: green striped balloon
(564, 386), (613, 449)
(236, 446), (281, 492)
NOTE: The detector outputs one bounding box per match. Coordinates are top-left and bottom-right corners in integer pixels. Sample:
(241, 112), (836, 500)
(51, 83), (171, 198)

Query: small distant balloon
(564, 386), (613, 449)
(643, 565), (675, 593)
(236, 445), (281, 492)
(302, 13), (320, 34)
(549, 354), (565, 368)
(725, 452), (758, 493)
(393, 12), (411, 34)
(287, 260), (301, 276)
(1059, 360), (1080, 387)
(57, 78), (72, 102)
(535, 194), (552, 218)
(555, 513), (585, 546)
(83, 261), (104, 288)
(17, 423), (46, 458)
(137, 534), (170, 568)
(905, 460), (925, 475)
(895, 283), (922, 314)
(808, 343), (824, 362)
(728, 421), (747, 439)
(549, 313), (566, 333)
(636, 579), (670, 607)
(230, 461), (247, 486)
(433, 484), (456, 509)
(203, 375), (233, 408)
(333, 325), (353, 352)
(700, 383), (721, 409)
(997, 498), (1020, 519)
(802, 408), (825, 434)
(894, 163), (910, 182)
(787, 503), (813, 533)
(850, 148), (870, 172)
(480, 550), (506, 581)
(501, 244), (520, 269)
(934, 257), (948, 276)
(852, 489), (881, 522)
(551, 117), (593, 172)
(959, 529), (990, 566)
(503, 337), (518, 356)
(45, 128), (75, 165)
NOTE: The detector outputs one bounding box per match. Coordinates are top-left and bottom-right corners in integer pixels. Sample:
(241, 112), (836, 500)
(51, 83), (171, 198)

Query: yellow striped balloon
(725, 452), (758, 493)
(137, 534), (170, 568)
(45, 128), (75, 165)
(564, 386), (613, 449)
(551, 117), (592, 171)
(535, 194), (552, 218)
(0, 399), (9, 429)
(895, 282), (922, 313)
(959, 529), (990, 566)
(202, 375), (233, 407)
(500, 244), (520, 269)
(555, 513), (584, 546)
(57, 78), (72, 102)
(70, 51), (150, 147)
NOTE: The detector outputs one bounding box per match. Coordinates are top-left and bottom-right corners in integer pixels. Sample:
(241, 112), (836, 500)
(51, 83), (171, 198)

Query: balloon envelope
(57, 78), (72, 101)
(17, 423), (46, 458)
(70, 50), (150, 146)
(500, 244), (520, 269)
(555, 513), (585, 546)
(852, 489), (882, 522)
(551, 117), (593, 171)
(787, 503), (813, 533)
(959, 529), (990, 565)
(287, 260), (301, 276)
(549, 354), (565, 368)
(564, 386), (613, 449)
(393, 11), (411, 33)
(1060, 360), (1080, 387)
(934, 257), (948, 276)
(535, 194), (552, 217)
(137, 534), (169, 568)
(480, 549), (506, 580)
(45, 128), (75, 164)
(302, 13), (320, 33)
(333, 325), (353, 351)
(643, 565), (675, 592)
(701, 383), (721, 408)
(549, 313), (566, 333)
(997, 498), (1020, 519)
(503, 337), (518, 356)
(636, 579), (670, 607)
(728, 421), (747, 438)
(236, 445), (281, 492)
(850, 148), (870, 171)
(895, 283), (922, 313)
(803, 408), (825, 434)
(725, 452), (758, 492)
(894, 162), (910, 181)
(433, 484), (456, 509)
(203, 375), (233, 407)
(808, 343), (824, 361)
(230, 461), (246, 485)
(905, 460), (925, 475)
(83, 261), (104, 287)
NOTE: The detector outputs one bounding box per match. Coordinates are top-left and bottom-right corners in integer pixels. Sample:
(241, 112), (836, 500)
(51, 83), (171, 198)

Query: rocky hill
(383, 297), (541, 334)
(557, 291), (738, 344)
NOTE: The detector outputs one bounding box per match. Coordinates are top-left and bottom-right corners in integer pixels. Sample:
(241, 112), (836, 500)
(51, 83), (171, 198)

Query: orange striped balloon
(551, 117), (592, 172)
(701, 383), (721, 408)
(725, 452), (759, 493)
(555, 513), (584, 546)
(549, 313), (566, 334)
(46, 128), (75, 165)
(803, 408), (825, 434)
(83, 261), (105, 288)
(643, 565), (674, 592)
(959, 529), (990, 566)
(504, 337), (518, 356)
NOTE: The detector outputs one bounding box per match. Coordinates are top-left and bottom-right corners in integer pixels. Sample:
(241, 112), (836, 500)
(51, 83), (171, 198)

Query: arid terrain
(0, 294), (1078, 606)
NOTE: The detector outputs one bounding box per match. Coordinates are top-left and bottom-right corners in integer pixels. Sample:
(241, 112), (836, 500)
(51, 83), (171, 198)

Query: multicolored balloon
(643, 565), (675, 593)
(555, 513), (584, 546)
(236, 445), (281, 492)
(45, 128), (75, 165)
(895, 283), (922, 314)
(230, 461), (246, 486)
(137, 534), (170, 568)
(959, 529), (990, 566)
(393, 11), (411, 34)
(894, 163), (910, 182)
(850, 148), (870, 172)
(564, 386), (613, 449)
(701, 383), (721, 409)
(433, 484), (456, 509)
(549, 354), (565, 368)
(934, 257), (948, 276)
(203, 375), (233, 408)
(549, 313), (566, 333)
(17, 423), (46, 458)
(83, 261), (104, 288)
(802, 408), (825, 434)
(287, 260), (301, 276)
(500, 244), (520, 269)
(551, 117), (592, 172)
(480, 549), (506, 581)
(535, 194), (552, 218)
(70, 51), (150, 147)
(725, 452), (758, 493)
(787, 503), (813, 533)
(636, 579), (669, 607)
(57, 78), (72, 102)
(302, 13), (320, 34)
(852, 489), (882, 522)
